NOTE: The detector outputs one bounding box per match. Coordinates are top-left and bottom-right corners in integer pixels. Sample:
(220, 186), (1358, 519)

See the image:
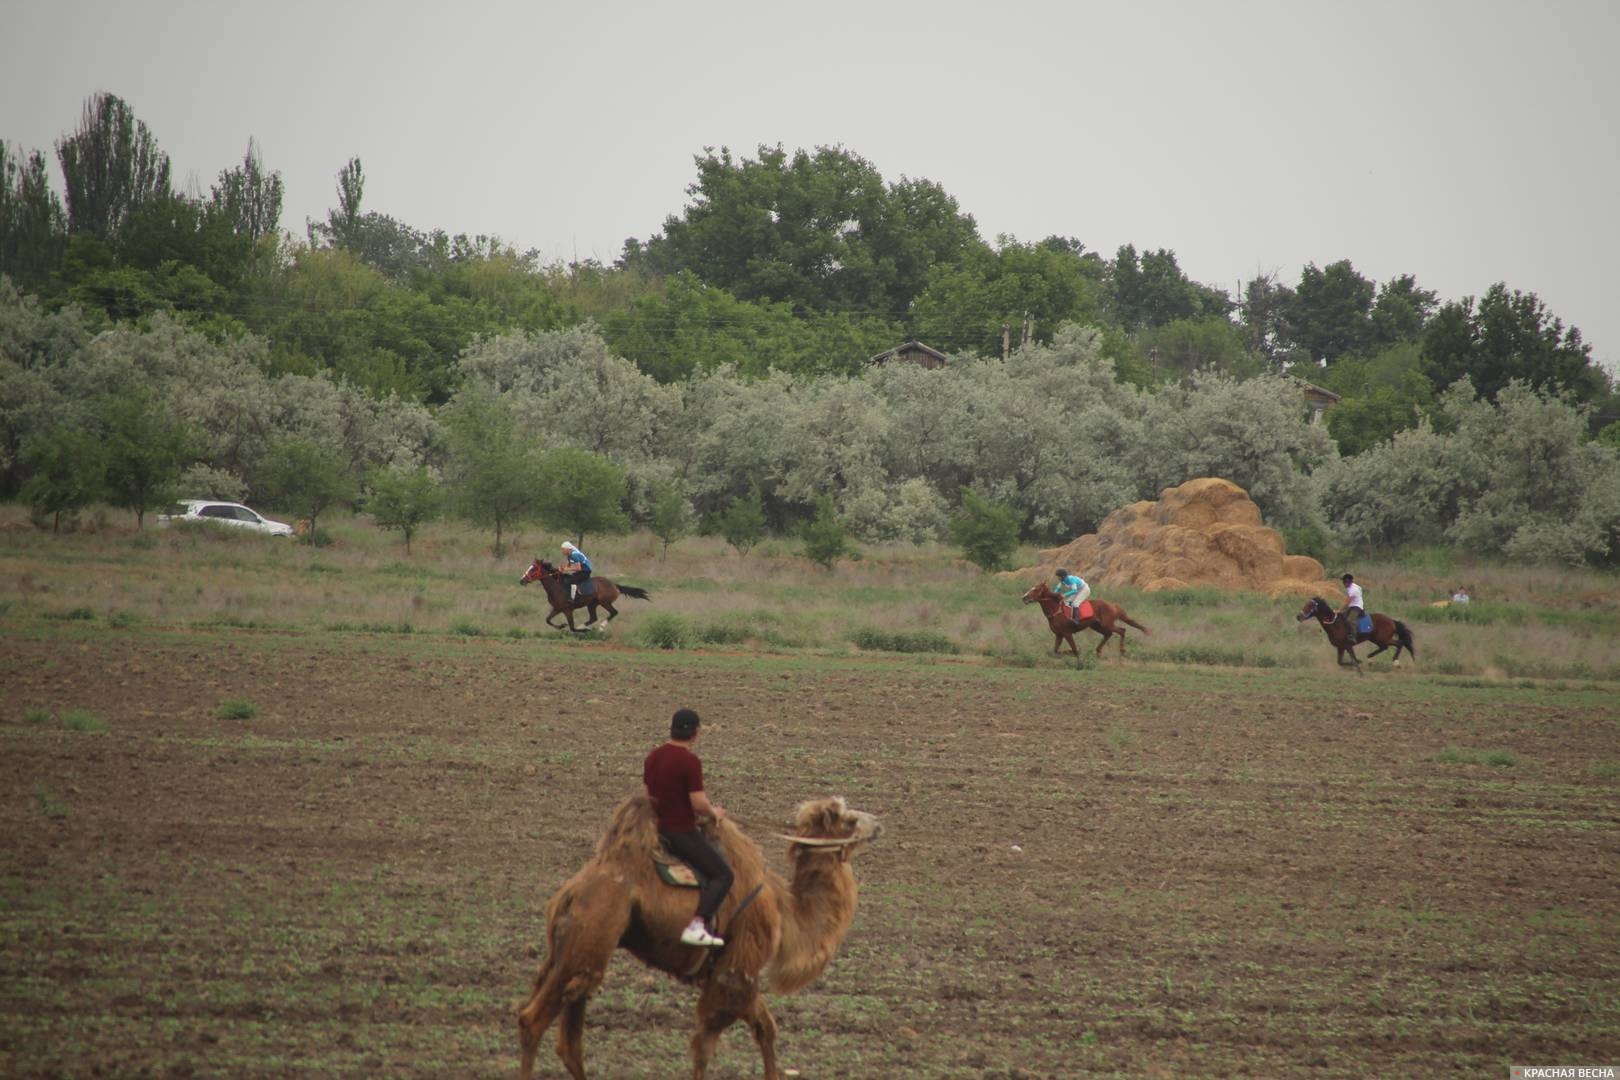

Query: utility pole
(1000, 323), (1011, 362)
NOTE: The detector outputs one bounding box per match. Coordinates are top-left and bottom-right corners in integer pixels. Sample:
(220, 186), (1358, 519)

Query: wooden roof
(868, 339), (949, 366)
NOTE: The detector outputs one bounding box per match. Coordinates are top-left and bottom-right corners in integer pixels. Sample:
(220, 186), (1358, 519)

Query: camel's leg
(690, 980), (745, 1080)
(742, 995), (780, 1080)
(556, 998), (588, 1080)
(518, 963), (566, 1080)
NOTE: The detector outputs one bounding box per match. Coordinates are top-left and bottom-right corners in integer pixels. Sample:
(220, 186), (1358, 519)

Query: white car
(158, 500), (295, 537)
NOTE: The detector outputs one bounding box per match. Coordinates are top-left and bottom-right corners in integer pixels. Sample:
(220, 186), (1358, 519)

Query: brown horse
(1022, 582), (1149, 659)
(519, 558), (650, 632)
(1296, 595), (1415, 673)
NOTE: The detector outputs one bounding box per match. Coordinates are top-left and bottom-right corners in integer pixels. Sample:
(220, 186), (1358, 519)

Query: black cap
(1342, 573), (1354, 583)
(1055, 568), (1068, 577)
(671, 708), (701, 739)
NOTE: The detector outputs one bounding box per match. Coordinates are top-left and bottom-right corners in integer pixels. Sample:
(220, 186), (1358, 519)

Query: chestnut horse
(1296, 595), (1414, 673)
(519, 558), (650, 632)
(1022, 582), (1149, 659)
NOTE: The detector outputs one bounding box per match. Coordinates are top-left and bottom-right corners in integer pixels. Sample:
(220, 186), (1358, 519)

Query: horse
(1296, 595), (1415, 674)
(519, 558), (651, 632)
(1021, 582), (1149, 659)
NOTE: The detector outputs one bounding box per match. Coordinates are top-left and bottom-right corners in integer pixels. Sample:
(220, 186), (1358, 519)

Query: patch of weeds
(849, 628), (958, 655)
(1105, 725), (1132, 751)
(61, 709), (107, 733)
(449, 619), (485, 637)
(696, 621), (751, 646)
(23, 707), (53, 725)
(129, 531), (158, 550)
(1158, 644), (1247, 667)
(504, 602), (538, 618)
(34, 782), (68, 819)
(505, 627), (528, 640)
(1482, 749), (1518, 768)
(47, 606), (96, 621)
(632, 612), (694, 650)
(1151, 587), (1225, 607)
(1431, 659), (1466, 675)
(1591, 761), (1620, 780)
(106, 610), (138, 629)
(216, 699), (258, 720)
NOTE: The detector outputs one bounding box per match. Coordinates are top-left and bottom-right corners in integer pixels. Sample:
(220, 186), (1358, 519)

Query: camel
(517, 794), (882, 1080)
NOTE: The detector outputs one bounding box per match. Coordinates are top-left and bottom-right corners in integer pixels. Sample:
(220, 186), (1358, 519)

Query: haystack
(1010, 478), (1335, 597)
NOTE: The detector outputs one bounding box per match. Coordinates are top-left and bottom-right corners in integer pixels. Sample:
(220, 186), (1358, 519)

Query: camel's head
(785, 796), (881, 859)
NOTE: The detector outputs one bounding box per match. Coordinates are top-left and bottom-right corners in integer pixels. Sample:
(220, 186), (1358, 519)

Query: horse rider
(643, 708), (734, 948)
(560, 540), (593, 600)
(1054, 567), (1091, 625)
(1339, 572), (1365, 641)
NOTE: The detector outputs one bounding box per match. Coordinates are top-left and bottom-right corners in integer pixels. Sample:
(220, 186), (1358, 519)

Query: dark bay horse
(1022, 582), (1149, 659)
(1296, 596), (1415, 673)
(519, 559), (650, 632)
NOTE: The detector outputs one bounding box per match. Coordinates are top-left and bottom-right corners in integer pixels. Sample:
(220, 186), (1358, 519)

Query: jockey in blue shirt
(1054, 568), (1090, 624)
(560, 540), (593, 599)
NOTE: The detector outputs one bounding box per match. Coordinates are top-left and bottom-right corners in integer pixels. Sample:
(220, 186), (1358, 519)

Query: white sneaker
(680, 919), (724, 948)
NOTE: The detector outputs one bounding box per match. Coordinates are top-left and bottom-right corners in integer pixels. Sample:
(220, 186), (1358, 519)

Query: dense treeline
(3, 92), (1619, 564)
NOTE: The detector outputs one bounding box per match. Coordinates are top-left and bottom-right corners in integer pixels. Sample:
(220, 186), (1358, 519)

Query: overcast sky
(4, 0), (1617, 370)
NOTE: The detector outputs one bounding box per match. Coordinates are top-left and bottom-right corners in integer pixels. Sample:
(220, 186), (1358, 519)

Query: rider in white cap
(560, 540), (593, 599)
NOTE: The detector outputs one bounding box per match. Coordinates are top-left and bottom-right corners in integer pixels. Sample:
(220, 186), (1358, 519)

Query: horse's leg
(603, 602), (619, 623)
(1116, 627), (1128, 658)
(581, 601), (598, 628)
(691, 979), (745, 1080)
(742, 994), (780, 1080)
(1094, 628), (1109, 658)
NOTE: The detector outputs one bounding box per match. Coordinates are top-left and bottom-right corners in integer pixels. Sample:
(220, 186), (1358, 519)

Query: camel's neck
(767, 852), (860, 995)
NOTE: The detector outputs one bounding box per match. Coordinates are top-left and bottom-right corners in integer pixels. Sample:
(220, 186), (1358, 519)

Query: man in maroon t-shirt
(643, 708), (734, 947)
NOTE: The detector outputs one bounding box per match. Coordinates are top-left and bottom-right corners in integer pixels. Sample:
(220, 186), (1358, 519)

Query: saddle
(1069, 599), (1094, 625)
(572, 578), (597, 599)
(654, 857), (702, 889)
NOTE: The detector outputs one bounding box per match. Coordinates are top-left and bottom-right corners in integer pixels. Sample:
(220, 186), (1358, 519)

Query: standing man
(643, 708), (734, 948)
(1054, 567), (1091, 625)
(560, 540), (592, 600)
(1340, 573), (1365, 641)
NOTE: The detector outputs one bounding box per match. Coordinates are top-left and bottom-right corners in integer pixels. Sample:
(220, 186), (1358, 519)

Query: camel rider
(1054, 568), (1090, 625)
(643, 708), (734, 948)
(560, 540), (592, 600)
(1339, 573), (1365, 641)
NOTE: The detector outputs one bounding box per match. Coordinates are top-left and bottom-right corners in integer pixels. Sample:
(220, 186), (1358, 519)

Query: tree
(910, 238), (1103, 356)
(1421, 283), (1603, 402)
(948, 489), (1020, 571)
(441, 388), (537, 556)
(55, 92), (172, 243)
(367, 465), (441, 554)
(1135, 317), (1262, 380)
(799, 495), (852, 569)
(0, 142), (67, 293)
(258, 438), (355, 542)
(1290, 260), (1375, 363)
(1108, 245), (1229, 332)
(21, 426), (103, 533)
(716, 481), (766, 556)
(649, 478), (694, 559)
(100, 389), (194, 528)
(209, 138), (284, 244)
(535, 447), (630, 545)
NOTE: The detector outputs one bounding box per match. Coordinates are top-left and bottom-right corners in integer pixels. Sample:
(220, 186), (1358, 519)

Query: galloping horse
(1022, 582), (1149, 659)
(1296, 596), (1415, 673)
(519, 558), (650, 632)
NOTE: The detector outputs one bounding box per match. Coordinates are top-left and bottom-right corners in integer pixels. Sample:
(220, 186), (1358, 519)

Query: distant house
(1287, 376), (1341, 425)
(869, 339), (949, 370)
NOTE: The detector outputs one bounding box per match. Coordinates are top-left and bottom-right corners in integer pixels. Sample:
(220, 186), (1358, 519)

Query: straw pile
(1011, 478), (1335, 596)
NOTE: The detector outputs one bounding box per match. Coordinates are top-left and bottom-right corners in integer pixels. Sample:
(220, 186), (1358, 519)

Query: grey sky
(4, 0), (1617, 370)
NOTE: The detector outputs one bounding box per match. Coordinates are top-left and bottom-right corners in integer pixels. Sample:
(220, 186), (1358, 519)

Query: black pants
(661, 829), (734, 926)
(1338, 605), (1363, 637)
(563, 569), (591, 596)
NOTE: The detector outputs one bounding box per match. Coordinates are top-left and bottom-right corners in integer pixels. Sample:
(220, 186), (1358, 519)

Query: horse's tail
(1120, 611), (1150, 635)
(1396, 620), (1415, 658)
(617, 585), (652, 602)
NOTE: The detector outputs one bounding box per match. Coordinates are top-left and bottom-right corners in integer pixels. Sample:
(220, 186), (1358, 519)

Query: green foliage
(649, 478), (694, 559)
(1290, 259), (1375, 363)
(535, 447), (629, 544)
(61, 709), (107, 733)
(911, 238), (1103, 356)
(258, 438), (355, 541)
(1107, 244), (1230, 332)
(850, 628), (957, 654)
(99, 388), (194, 527)
(1598, 421), (1620, 452)
(216, 699), (258, 720)
(948, 489), (1020, 571)
(21, 425), (104, 532)
(716, 482), (766, 556)
(1434, 747), (1517, 768)
(23, 707), (52, 725)
(1280, 524), (1332, 562)
(634, 612), (694, 650)
(367, 465), (441, 554)
(34, 781), (69, 819)
(1421, 283), (1605, 403)
(799, 495), (852, 569)
(55, 92), (172, 243)
(440, 388), (537, 557)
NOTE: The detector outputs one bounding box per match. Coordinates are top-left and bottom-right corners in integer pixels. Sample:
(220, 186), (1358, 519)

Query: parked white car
(158, 500), (295, 537)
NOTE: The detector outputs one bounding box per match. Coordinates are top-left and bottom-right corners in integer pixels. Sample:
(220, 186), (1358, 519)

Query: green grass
(849, 628), (958, 655)
(32, 782), (68, 819)
(1433, 746), (1518, 768)
(22, 707), (52, 725)
(61, 709), (107, 733)
(216, 699), (259, 720)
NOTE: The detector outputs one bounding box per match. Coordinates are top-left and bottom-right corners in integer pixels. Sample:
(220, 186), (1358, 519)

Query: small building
(1287, 376), (1341, 425)
(868, 339), (949, 370)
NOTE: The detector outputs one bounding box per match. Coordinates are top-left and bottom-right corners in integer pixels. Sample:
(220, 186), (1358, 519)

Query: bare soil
(3, 629), (1617, 1077)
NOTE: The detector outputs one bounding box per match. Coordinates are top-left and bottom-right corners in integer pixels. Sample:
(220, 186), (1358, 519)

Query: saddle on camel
(516, 793), (882, 1080)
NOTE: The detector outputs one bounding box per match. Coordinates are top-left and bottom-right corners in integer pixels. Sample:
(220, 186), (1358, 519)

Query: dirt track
(3, 629), (1617, 1077)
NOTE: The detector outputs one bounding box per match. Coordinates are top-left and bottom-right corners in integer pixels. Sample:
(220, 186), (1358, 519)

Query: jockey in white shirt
(1339, 573), (1364, 639)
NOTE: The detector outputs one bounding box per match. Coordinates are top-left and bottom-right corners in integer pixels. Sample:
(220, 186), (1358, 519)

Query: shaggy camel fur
(517, 794), (881, 1080)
